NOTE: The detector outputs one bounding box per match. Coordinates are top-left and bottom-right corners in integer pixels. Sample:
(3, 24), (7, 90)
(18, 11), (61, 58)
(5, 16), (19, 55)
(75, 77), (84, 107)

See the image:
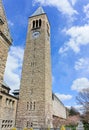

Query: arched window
(36, 20), (38, 28)
(33, 21), (35, 28)
(34, 102), (35, 110)
(30, 102), (32, 110)
(39, 19), (41, 27)
(27, 121), (29, 127)
(31, 122), (33, 127)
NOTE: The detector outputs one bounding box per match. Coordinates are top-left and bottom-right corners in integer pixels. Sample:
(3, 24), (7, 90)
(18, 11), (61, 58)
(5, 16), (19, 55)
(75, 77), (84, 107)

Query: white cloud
(59, 25), (89, 54)
(55, 93), (72, 101)
(70, 0), (77, 6)
(75, 58), (89, 71)
(59, 44), (69, 54)
(71, 78), (89, 92)
(84, 3), (89, 20)
(8, 20), (14, 26)
(4, 46), (24, 92)
(33, 0), (77, 17)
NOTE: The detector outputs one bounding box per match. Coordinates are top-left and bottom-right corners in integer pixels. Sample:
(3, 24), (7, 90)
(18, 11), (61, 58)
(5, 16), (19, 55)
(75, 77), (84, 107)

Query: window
(31, 62), (36, 66)
(1, 120), (13, 128)
(0, 96), (2, 106)
(31, 122), (33, 127)
(27, 121), (29, 127)
(6, 98), (9, 106)
(12, 101), (15, 107)
(32, 19), (42, 29)
(0, 16), (4, 25)
(2, 120), (5, 123)
(1, 125), (4, 128)
(0, 96), (2, 99)
(29, 101), (35, 110)
(39, 19), (41, 27)
(5, 120), (7, 123)
(30, 102), (32, 110)
(34, 102), (35, 110)
(36, 20), (38, 28)
(10, 100), (12, 108)
(33, 21), (35, 28)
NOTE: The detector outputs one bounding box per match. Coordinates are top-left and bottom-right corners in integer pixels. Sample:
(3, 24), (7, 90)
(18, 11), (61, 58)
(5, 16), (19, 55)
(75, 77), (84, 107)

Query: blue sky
(3, 0), (89, 109)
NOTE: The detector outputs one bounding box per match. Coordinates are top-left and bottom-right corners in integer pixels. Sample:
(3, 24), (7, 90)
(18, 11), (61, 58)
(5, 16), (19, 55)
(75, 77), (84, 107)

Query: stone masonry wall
(53, 95), (67, 119)
(16, 14), (52, 128)
(0, 92), (17, 130)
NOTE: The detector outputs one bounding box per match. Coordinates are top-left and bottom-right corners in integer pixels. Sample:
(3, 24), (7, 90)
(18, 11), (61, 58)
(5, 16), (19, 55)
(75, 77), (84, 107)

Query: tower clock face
(32, 31), (40, 39)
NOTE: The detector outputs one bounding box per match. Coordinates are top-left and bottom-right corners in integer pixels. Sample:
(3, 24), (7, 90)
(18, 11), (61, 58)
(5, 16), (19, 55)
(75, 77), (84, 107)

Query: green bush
(83, 122), (89, 130)
(66, 125), (76, 130)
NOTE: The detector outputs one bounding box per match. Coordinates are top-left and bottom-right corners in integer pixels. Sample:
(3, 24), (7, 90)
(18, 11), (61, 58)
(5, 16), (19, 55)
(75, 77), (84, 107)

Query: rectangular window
(1, 120), (13, 128)
(0, 16), (4, 25)
(6, 98), (9, 106)
(30, 102), (32, 110)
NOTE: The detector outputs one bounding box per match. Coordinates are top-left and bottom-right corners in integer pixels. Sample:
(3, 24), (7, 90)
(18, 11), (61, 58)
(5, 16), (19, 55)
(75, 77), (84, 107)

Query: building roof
(52, 93), (65, 107)
(12, 89), (19, 95)
(2, 82), (10, 90)
(1, 91), (18, 100)
(31, 7), (45, 17)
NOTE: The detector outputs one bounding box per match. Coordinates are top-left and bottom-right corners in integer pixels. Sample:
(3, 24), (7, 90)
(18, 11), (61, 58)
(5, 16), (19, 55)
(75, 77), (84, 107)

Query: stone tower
(0, 0), (12, 86)
(16, 7), (52, 128)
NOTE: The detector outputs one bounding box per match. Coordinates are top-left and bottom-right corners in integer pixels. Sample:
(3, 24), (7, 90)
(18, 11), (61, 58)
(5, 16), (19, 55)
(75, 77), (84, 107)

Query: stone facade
(52, 94), (67, 119)
(16, 9), (53, 128)
(0, 0), (12, 86)
(0, 84), (18, 130)
(0, 2), (67, 129)
(0, 1), (18, 130)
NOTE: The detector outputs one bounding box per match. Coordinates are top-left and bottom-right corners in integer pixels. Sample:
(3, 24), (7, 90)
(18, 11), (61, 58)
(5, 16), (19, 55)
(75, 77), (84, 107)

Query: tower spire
(0, 0), (12, 44)
(31, 6), (45, 17)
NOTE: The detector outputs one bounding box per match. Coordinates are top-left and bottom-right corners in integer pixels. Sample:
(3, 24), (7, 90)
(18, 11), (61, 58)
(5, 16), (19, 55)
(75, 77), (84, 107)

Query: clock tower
(16, 7), (52, 128)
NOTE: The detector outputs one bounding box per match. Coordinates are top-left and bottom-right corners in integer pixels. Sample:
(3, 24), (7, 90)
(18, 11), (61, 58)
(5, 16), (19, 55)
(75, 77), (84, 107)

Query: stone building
(0, 83), (18, 130)
(15, 7), (67, 128)
(0, 1), (67, 129)
(52, 94), (66, 119)
(0, 0), (18, 130)
(16, 7), (53, 128)
(0, 0), (12, 86)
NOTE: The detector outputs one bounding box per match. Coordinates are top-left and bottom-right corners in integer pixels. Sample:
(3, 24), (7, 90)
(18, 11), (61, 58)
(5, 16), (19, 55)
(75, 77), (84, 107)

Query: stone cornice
(0, 30), (12, 45)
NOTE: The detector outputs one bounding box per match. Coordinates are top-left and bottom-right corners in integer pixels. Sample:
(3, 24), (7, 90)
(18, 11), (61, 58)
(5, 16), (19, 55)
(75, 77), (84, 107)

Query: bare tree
(76, 88), (89, 122)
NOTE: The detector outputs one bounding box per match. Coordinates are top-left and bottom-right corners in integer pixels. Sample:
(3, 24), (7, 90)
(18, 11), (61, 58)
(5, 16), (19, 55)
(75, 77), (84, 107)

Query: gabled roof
(31, 7), (45, 17)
